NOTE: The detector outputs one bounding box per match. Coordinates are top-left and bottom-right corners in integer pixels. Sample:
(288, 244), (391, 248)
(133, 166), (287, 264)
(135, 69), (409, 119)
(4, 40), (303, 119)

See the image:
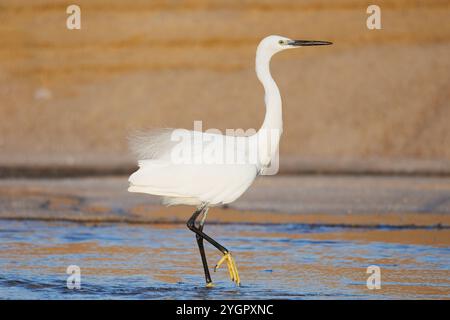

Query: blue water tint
(0, 220), (448, 299)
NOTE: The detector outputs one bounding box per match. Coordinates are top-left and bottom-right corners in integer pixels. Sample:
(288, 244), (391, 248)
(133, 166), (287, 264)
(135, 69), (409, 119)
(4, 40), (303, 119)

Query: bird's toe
(214, 252), (240, 286)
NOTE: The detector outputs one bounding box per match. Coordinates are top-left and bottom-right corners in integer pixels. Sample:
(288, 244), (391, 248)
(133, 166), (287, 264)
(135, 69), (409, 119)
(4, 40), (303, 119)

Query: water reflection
(0, 220), (449, 299)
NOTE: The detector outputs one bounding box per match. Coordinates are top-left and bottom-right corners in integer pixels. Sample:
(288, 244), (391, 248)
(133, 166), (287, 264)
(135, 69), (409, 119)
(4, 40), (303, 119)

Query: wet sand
(0, 175), (449, 299)
(1, 175), (449, 224)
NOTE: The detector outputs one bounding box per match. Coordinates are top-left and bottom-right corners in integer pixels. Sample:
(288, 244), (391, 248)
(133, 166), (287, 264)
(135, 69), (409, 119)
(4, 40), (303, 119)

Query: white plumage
(128, 129), (260, 206)
(128, 35), (332, 207)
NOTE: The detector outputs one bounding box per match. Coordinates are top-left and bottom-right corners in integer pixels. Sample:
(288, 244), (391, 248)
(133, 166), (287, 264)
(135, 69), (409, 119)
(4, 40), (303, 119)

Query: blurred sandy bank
(0, 0), (449, 172)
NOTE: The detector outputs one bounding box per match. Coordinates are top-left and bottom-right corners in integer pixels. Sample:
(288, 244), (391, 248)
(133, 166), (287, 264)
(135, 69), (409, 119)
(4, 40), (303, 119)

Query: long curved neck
(256, 49), (283, 132)
(255, 48), (283, 167)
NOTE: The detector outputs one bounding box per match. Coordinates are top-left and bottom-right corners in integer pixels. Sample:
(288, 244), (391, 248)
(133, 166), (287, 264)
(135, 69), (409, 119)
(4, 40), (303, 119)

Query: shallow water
(0, 220), (448, 299)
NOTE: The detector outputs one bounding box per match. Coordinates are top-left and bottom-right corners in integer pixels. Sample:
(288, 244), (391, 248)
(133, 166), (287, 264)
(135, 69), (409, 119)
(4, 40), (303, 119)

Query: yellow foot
(205, 282), (215, 288)
(214, 252), (240, 286)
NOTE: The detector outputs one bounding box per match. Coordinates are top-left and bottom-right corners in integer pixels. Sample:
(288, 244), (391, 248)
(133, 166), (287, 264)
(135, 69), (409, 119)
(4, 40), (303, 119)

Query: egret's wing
(128, 129), (259, 204)
(128, 160), (257, 204)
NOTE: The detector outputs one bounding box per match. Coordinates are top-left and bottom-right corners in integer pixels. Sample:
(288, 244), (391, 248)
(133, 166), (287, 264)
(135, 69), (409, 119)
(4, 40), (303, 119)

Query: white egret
(128, 35), (332, 287)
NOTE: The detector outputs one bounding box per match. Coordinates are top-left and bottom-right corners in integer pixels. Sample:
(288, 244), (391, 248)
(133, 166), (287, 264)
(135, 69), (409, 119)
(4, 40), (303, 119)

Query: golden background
(0, 0), (449, 170)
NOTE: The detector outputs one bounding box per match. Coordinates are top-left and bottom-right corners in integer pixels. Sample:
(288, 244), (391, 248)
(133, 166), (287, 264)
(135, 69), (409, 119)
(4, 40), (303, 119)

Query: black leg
(187, 205), (229, 254)
(187, 204), (230, 285)
(187, 204), (241, 286)
(196, 209), (212, 285)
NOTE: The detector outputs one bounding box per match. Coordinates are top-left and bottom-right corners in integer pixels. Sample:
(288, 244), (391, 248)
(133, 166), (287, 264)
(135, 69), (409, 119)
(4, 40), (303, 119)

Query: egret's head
(258, 35), (332, 56)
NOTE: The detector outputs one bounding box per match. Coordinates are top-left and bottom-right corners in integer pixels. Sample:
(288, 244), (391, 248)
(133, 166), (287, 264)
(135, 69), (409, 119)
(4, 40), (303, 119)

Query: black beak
(288, 40), (333, 46)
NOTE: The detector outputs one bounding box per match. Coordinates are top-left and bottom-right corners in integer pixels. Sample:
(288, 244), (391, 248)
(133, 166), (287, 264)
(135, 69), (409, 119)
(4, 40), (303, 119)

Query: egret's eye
(278, 40), (284, 45)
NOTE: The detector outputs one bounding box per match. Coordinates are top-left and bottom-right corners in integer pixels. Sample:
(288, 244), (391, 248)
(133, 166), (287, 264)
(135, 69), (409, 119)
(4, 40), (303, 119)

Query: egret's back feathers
(128, 128), (176, 160)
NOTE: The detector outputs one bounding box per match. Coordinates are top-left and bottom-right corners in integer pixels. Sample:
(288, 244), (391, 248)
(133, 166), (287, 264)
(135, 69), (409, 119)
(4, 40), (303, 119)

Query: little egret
(128, 35), (332, 287)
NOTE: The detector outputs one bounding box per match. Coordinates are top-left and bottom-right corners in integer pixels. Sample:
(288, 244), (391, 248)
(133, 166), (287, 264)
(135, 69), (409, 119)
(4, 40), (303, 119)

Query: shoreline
(1, 156), (450, 178)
